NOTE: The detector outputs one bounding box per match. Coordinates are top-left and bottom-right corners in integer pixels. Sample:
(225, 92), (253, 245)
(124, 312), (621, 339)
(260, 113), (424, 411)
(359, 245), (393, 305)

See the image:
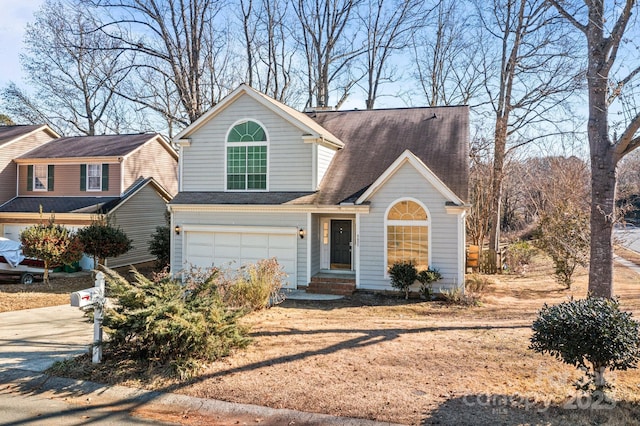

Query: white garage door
(184, 227), (297, 288)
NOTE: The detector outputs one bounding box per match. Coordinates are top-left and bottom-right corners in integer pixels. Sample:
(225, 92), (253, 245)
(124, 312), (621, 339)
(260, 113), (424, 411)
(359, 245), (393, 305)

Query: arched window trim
(224, 119), (269, 191)
(384, 197), (431, 277)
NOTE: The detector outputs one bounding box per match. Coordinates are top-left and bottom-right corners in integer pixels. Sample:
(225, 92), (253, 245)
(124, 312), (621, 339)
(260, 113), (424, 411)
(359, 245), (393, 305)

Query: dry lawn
(5, 257), (640, 425)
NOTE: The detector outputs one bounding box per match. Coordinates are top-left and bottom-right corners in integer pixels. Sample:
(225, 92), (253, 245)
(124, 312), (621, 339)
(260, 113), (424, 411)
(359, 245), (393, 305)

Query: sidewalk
(0, 305), (401, 425)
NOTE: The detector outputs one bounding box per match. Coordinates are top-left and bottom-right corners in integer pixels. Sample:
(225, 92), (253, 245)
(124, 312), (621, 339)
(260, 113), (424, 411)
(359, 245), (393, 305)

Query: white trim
(170, 204), (370, 214)
(15, 157), (121, 165)
(457, 210), (467, 291)
(178, 144), (184, 193)
(173, 84), (343, 148)
(355, 213), (361, 288)
(311, 143), (318, 190)
(306, 212), (312, 285)
(169, 204), (176, 275)
(120, 161), (124, 195)
(181, 224), (297, 235)
(15, 164), (19, 198)
(224, 119), (270, 192)
(383, 197), (432, 278)
(356, 150), (464, 205)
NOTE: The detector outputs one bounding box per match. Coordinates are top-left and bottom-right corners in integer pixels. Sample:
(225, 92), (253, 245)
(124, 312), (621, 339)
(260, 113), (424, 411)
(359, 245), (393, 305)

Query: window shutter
(80, 164), (86, 191)
(27, 165), (33, 191)
(47, 165), (54, 191)
(102, 164), (109, 191)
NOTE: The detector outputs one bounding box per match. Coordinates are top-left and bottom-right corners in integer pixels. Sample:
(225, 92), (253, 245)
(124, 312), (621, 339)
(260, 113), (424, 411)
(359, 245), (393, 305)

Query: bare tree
(88, 0), (235, 125)
(549, 0), (640, 298)
(413, 0), (486, 106)
(2, 0), (131, 135)
(293, 0), (363, 108)
(239, 0), (299, 103)
(357, 0), (427, 109)
(478, 0), (583, 263)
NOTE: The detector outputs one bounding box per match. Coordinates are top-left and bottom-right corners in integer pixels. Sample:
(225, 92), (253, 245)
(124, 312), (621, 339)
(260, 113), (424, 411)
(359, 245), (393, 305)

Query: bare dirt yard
(2, 256), (640, 425)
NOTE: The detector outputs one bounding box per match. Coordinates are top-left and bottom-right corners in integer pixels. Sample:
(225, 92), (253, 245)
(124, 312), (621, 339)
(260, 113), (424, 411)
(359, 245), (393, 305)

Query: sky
(0, 0), (42, 90)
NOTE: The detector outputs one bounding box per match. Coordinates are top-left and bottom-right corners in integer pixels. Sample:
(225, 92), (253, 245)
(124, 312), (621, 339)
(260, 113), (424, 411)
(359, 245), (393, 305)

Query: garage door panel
(184, 228), (297, 288)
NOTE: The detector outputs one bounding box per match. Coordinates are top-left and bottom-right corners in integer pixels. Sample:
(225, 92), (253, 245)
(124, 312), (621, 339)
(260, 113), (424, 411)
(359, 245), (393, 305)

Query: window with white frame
(226, 120), (268, 190)
(386, 199), (429, 271)
(33, 165), (48, 191)
(87, 164), (102, 191)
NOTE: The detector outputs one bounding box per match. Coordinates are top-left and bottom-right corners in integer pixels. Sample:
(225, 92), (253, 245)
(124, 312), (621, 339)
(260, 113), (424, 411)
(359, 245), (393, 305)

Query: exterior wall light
(174, 225), (181, 235)
(299, 228), (305, 239)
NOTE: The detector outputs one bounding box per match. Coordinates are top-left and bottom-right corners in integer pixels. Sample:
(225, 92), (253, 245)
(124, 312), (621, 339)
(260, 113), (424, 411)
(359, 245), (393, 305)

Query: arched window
(226, 120), (268, 190)
(386, 199), (429, 271)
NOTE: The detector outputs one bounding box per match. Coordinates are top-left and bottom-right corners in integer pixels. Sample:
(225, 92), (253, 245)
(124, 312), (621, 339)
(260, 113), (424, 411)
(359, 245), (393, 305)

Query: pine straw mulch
(42, 254), (640, 426)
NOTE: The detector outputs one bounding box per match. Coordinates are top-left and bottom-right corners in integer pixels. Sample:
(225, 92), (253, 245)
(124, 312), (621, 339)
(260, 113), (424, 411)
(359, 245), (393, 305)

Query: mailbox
(70, 287), (101, 308)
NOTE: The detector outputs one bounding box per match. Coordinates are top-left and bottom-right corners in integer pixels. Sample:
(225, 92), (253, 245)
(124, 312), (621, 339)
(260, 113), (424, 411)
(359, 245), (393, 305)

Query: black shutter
(102, 164), (109, 191)
(47, 165), (54, 191)
(80, 164), (86, 191)
(27, 165), (33, 191)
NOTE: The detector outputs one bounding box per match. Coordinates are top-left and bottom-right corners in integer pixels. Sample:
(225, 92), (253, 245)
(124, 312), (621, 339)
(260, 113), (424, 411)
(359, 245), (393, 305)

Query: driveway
(615, 225), (640, 253)
(0, 304), (92, 372)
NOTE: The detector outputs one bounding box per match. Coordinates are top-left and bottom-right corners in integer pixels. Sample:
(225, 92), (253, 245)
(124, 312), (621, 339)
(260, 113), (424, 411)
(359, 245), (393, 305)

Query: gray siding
(310, 214), (321, 276)
(316, 144), (336, 189)
(358, 162), (463, 292)
(171, 210), (308, 286)
(0, 130), (55, 205)
(108, 184), (168, 267)
(182, 94), (314, 192)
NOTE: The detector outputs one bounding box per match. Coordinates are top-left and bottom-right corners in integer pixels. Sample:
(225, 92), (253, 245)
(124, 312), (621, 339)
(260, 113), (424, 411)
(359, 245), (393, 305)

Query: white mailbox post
(70, 271), (105, 363)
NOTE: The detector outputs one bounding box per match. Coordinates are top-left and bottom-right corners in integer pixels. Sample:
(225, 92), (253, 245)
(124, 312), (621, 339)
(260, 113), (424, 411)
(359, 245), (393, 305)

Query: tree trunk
(585, 4), (616, 298)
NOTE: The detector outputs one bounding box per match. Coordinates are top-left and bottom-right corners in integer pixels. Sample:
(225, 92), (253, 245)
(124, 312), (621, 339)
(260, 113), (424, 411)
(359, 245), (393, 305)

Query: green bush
(101, 267), (250, 378)
(20, 219), (84, 284)
(224, 258), (287, 310)
(417, 267), (442, 300)
(530, 297), (640, 394)
(388, 261), (417, 299)
(149, 225), (170, 269)
(76, 217), (132, 267)
(504, 240), (535, 275)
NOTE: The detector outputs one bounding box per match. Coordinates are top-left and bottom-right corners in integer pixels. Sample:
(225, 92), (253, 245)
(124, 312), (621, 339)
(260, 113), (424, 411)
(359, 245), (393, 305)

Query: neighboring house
(169, 84), (469, 294)
(0, 133), (178, 268)
(0, 125), (59, 206)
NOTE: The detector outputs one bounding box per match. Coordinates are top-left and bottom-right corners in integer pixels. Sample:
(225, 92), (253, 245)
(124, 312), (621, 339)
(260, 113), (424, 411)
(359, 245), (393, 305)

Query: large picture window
(386, 199), (429, 271)
(226, 120), (268, 190)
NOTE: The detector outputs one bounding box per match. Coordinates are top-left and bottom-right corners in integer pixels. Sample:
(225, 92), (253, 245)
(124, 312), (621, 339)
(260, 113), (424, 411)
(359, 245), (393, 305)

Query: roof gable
(174, 84), (343, 148)
(0, 125), (59, 147)
(16, 133), (174, 161)
(356, 150), (464, 205)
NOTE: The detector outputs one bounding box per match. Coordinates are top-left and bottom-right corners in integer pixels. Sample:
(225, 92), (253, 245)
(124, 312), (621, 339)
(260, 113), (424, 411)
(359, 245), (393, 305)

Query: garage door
(184, 227), (297, 288)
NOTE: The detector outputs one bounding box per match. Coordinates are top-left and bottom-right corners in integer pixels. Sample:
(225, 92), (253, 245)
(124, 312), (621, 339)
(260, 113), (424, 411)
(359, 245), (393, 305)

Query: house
(169, 85), (469, 294)
(0, 125), (59, 206)
(0, 133), (178, 268)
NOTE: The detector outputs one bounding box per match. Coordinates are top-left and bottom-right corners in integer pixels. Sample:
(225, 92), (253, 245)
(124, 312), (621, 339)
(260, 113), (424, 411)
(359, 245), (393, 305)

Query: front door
(330, 220), (352, 269)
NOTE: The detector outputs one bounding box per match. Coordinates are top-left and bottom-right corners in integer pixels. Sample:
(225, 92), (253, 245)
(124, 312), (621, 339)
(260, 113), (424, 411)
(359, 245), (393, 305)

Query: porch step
(307, 274), (356, 296)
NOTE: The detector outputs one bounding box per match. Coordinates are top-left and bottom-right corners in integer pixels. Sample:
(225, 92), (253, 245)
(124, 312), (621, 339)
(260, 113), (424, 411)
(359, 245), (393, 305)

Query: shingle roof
(0, 125), (49, 147)
(18, 133), (160, 159)
(0, 178), (171, 214)
(308, 106), (469, 204)
(0, 196), (120, 213)
(171, 191), (317, 205)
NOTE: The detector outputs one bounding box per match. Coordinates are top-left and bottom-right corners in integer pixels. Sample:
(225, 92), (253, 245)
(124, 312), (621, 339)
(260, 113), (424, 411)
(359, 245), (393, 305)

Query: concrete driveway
(0, 304), (92, 372)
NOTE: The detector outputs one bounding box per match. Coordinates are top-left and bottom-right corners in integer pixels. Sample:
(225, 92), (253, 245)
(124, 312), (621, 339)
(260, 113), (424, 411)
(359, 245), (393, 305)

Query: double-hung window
(87, 164), (102, 191)
(33, 165), (48, 191)
(226, 120), (267, 190)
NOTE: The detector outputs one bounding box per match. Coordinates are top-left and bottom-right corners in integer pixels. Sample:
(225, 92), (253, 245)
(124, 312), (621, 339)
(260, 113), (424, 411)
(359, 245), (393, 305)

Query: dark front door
(330, 220), (352, 269)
